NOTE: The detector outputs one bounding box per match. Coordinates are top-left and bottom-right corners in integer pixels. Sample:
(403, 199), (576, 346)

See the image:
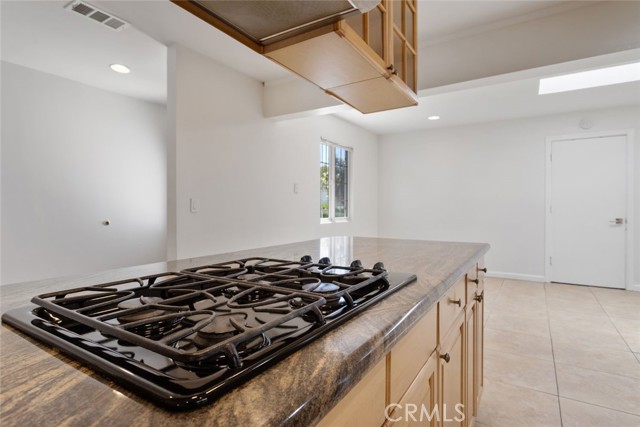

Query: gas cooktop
(2, 256), (416, 410)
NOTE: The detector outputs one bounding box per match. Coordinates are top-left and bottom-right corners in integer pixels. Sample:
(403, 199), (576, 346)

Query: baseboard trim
(630, 284), (640, 292)
(485, 271), (546, 282)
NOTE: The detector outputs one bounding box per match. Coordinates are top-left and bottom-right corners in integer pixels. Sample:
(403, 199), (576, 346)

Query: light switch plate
(190, 198), (200, 213)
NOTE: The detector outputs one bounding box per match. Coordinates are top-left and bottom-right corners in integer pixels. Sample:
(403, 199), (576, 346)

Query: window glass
(334, 147), (349, 218)
(320, 144), (330, 219)
(320, 141), (351, 222)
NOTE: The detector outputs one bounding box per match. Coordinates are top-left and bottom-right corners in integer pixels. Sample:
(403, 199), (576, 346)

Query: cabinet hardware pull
(478, 267), (487, 273)
(469, 278), (479, 285)
(450, 298), (462, 307)
(440, 353), (451, 363)
(474, 293), (484, 303)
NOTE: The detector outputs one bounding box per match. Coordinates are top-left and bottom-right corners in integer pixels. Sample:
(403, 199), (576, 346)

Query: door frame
(544, 129), (635, 290)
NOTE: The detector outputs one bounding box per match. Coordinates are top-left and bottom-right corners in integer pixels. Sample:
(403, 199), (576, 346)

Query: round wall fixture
(579, 117), (593, 129)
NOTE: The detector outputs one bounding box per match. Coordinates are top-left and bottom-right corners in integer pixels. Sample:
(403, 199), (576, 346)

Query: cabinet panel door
(327, 75), (417, 114)
(388, 351), (438, 427)
(439, 278), (466, 342)
(265, 31), (381, 89)
(316, 357), (387, 427)
(439, 314), (465, 427)
(465, 301), (477, 427)
(389, 307), (437, 404)
(475, 291), (484, 409)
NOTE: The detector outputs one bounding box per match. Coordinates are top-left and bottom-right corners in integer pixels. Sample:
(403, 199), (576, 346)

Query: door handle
(609, 218), (624, 225)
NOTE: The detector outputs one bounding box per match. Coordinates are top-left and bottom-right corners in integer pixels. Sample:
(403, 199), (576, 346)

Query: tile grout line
(560, 395), (640, 418)
(483, 376), (560, 398)
(483, 328), (554, 363)
(552, 359), (640, 380)
(543, 282), (564, 427)
(589, 287), (637, 355)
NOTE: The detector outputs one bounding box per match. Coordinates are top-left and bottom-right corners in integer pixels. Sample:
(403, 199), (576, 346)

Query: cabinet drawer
(465, 266), (481, 305)
(477, 257), (486, 290)
(389, 307), (437, 404)
(317, 356), (387, 427)
(438, 278), (465, 342)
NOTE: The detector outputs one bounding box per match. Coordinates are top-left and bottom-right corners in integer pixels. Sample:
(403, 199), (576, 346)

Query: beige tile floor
(476, 278), (640, 427)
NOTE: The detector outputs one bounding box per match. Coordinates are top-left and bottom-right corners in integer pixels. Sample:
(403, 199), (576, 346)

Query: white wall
(1, 61), (167, 285)
(378, 106), (640, 286)
(169, 45), (379, 259)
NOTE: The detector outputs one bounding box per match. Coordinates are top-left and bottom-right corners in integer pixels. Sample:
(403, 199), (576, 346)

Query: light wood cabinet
(174, 0), (418, 114)
(316, 356), (387, 427)
(439, 278), (466, 341)
(439, 312), (465, 427)
(264, 0), (418, 114)
(474, 260), (486, 411)
(388, 351), (439, 427)
(465, 297), (477, 427)
(316, 259), (486, 427)
(389, 307), (437, 404)
(463, 261), (486, 427)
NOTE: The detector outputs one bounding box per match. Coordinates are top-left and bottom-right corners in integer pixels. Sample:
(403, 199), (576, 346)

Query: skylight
(538, 62), (640, 95)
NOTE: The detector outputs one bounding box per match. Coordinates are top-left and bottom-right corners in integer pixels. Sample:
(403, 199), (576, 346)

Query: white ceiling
(335, 75), (640, 135)
(418, 0), (582, 43)
(1, 0), (638, 132)
(0, 0), (168, 104)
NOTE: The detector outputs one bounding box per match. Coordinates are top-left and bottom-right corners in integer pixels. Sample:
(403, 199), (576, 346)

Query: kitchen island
(0, 237), (489, 427)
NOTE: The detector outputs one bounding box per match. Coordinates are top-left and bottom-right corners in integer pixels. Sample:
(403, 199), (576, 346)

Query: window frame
(320, 137), (353, 224)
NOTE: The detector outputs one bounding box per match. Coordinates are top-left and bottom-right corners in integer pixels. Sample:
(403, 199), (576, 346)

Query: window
(320, 138), (352, 222)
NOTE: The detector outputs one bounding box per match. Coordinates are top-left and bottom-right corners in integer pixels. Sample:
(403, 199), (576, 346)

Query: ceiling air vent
(65, 1), (127, 32)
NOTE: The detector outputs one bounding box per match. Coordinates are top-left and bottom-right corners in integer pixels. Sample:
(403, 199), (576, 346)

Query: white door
(549, 134), (628, 288)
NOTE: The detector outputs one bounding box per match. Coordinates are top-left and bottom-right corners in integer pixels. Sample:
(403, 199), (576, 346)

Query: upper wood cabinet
(264, 0), (418, 113)
(172, 0), (418, 114)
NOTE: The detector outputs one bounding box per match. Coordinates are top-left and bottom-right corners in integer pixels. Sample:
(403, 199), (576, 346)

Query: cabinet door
(343, 0), (389, 68)
(327, 74), (417, 114)
(389, 0), (417, 91)
(344, 0), (389, 64)
(465, 300), (477, 427)
(389, 308), (437, 404)
(439, 313), (465, 427)
(388, 351), (439, 427)
(316, 357), (387, 427)
(475, 290), (484, 410)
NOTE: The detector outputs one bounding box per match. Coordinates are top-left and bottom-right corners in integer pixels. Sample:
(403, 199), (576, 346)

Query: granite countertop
(0, 237), (489, 427)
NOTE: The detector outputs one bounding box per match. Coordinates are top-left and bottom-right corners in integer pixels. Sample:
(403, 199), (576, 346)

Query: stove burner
(230, 287), (276, 305)
(176, 333), (271, 373)
(235, 273), (264, 281)
(301, 282), (340, 293)
(116, 296), (166, 323)
(198, 313), (247, 336)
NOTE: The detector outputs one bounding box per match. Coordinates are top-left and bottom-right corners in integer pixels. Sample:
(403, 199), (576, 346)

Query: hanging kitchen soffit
(171, 0), (419, 114)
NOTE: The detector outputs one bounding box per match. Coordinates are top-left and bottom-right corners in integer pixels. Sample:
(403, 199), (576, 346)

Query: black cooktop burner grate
(2, 256), (416, 410)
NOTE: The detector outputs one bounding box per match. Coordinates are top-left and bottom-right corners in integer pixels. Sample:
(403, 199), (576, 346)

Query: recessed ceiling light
(538, 62), (640, 94)
(428, 115), (440, 121)
(110, 64), (130, 74)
